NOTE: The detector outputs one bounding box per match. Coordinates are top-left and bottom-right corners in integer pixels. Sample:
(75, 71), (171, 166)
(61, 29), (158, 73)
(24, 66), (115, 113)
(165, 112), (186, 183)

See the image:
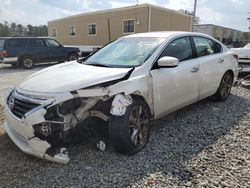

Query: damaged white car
(4, 32), (238, 164)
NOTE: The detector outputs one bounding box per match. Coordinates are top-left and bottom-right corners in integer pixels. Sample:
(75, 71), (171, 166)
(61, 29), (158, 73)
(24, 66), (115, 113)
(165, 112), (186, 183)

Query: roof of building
(195, 24), (241, 32)
(48, 3), (191, 23)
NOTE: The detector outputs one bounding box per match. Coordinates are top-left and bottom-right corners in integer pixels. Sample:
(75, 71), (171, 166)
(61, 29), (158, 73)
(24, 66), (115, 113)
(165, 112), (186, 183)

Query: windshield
(84, 37), (165, 68)
(0, 39), (5, 50)
(243, 43), (250, 48)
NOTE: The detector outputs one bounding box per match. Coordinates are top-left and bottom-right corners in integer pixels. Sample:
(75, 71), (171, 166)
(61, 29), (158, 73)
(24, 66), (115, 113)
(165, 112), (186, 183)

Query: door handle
(190, 66), (199, 73)
(218, 58), (224, 63)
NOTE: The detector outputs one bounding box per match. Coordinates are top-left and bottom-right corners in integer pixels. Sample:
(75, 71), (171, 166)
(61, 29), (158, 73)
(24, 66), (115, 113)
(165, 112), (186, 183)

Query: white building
(194, 24), (241, 44)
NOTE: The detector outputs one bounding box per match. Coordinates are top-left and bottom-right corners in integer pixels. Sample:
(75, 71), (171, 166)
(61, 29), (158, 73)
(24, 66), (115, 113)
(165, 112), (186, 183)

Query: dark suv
(0, 37), (80, 69)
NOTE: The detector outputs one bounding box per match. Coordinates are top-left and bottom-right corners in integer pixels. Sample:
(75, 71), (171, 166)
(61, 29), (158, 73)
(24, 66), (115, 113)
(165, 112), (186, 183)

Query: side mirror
(157, 56), (179, 67)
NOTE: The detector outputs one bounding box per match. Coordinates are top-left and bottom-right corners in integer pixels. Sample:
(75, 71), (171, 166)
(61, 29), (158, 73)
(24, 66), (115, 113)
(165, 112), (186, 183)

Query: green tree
(10, 22), (17, 36)
(0, 22), (10, 37)
(16, 24), (24, 36)
(26, 24), (33, 36)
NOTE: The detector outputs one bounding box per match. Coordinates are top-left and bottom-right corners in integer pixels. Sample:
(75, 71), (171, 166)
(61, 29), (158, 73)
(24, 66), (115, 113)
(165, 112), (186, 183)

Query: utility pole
(192, 0), (197, 32)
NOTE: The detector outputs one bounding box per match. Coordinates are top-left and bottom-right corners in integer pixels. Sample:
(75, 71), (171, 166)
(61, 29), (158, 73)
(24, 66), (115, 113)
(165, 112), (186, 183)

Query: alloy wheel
(220, 73), (233, 99)
(23, 58), (34, 68)
(129, 105), (149, 146)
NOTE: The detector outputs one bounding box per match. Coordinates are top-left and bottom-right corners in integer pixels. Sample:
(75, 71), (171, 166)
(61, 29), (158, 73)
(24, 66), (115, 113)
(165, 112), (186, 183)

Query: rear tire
(21, 56), (35, 69)
(109, 99), (150, 155)
(214, 71), (233, 101)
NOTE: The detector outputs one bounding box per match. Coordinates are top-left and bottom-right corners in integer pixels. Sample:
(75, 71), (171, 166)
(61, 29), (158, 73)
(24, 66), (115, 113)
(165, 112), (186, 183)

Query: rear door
(192, 36), (225, 99)
(27, 38), (49, 63)
(44, 38), (65, 62)
(150, 37), (200, 118)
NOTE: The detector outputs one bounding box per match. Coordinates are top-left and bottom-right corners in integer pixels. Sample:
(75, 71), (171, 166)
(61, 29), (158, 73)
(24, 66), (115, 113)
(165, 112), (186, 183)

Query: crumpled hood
(20, 61), (132, 93)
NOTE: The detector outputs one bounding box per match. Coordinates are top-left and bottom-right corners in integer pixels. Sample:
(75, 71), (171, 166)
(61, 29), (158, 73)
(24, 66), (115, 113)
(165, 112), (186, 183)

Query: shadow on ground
(0, 92), (249, 187)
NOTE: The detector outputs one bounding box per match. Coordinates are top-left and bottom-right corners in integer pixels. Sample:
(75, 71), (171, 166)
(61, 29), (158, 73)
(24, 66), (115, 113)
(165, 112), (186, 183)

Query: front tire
(109, 99), (150, 155)
(67, 53), (78, 61)
(21, 56), (35, 69)
(214, 71), (233, 101)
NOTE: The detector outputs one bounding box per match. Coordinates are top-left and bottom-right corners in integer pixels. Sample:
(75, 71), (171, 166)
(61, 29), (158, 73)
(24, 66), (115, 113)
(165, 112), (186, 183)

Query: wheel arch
(67, 51), (78, 57)
(130, 94), (153, 118)
(18, 54), (38, 63)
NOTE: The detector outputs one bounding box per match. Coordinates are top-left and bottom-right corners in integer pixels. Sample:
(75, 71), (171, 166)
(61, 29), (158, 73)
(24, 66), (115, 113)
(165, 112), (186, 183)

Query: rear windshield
(6, 39), (27, 47)
(0, 39), (5, 50)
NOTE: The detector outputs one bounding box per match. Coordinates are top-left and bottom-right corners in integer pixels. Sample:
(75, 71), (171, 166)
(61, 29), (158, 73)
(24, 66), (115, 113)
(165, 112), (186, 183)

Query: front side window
(69, 26), (76, 36)
(193, 37), (215, 57)
(52, 29), (56, 37)
(88, 24), (96, 35)
(45, 39), (60, 47)
(160, 37), (193, 61)
(123, 20), (135, 33)
(84, 37), (165, 68)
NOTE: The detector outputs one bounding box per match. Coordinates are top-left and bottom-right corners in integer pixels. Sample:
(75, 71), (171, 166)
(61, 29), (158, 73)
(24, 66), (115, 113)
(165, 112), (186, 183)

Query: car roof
(122, 31), (215, 40)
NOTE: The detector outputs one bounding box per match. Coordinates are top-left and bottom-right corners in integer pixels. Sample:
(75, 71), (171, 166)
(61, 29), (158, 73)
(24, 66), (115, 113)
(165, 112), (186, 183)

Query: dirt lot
(0, 63), (249, 187)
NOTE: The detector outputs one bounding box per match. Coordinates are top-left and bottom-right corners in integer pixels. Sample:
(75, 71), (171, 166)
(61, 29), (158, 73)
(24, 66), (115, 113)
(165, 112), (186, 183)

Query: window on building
(52, 29), (56, 37)
(69, 26), (76, 36)
(123, 20), (135, 33)
(88, 24), (96, 35)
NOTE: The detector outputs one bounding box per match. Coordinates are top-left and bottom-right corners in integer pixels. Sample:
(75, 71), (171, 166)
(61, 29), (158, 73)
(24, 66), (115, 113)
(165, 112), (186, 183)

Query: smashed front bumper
(4, 90), (71, 164)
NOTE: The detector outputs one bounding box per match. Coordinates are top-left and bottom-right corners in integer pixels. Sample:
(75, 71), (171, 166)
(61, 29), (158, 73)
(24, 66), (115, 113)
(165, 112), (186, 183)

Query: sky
(0, 0), (249, 31)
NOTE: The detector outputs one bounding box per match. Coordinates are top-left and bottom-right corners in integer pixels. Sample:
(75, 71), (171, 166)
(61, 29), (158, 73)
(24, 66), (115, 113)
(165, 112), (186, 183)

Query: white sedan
(231, 43), (250, 64)
(4, 32), (238, 163)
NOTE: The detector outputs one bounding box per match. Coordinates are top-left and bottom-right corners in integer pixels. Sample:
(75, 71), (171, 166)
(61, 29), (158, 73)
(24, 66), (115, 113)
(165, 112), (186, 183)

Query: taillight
(2, 50), (8, 57)
(233, 54), (238, 61)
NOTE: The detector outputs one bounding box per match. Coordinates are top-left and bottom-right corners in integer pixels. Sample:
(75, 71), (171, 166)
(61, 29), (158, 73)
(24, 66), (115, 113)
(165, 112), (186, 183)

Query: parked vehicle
(231, 43), (250, 64)
(0, 37), (80, 69)
(3, 32), (238, 164)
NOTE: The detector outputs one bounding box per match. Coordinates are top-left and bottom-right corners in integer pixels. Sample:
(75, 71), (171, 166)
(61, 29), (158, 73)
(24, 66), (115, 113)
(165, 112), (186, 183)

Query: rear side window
(160, 37), (193, 61)
(6, 39), (27, 47)
(30, 39), (45, 47)
(214, 42), (222, 53)
(193, 37), (215, 57)
(0, 39), (5, 50)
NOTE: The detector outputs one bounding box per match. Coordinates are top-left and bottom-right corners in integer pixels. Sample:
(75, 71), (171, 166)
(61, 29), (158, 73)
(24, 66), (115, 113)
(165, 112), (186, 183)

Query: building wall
(194, 24), (241, 44)
(193, 25), (213, 36)
(48, 5), (191, 46)
(150, 7), (191, 32)
(48, 6), (149, 46)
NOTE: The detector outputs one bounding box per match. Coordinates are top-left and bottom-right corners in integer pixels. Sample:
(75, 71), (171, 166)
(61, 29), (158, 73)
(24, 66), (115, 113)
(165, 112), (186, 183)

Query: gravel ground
(0, 64), (249, 187)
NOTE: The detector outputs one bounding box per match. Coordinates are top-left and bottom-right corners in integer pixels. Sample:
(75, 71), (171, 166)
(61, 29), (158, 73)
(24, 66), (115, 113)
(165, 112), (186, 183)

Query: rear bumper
(0, 57), (18, 64)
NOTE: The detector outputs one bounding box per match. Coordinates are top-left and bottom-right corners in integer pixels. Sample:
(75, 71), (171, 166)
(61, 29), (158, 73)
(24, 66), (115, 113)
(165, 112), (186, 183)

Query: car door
(192, 36), (225, 99)
(27, 39), (49, 63)
(44, 38), (65, 62)
(150, 37), (200, 119)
